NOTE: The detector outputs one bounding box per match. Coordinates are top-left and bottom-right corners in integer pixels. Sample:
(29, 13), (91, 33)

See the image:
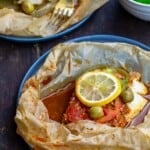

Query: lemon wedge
(75, 70), (122, 107)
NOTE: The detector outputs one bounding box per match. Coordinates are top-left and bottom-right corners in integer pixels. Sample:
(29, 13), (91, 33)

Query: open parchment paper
(15, 42), (150, 150)
(0, 0), (108, 37)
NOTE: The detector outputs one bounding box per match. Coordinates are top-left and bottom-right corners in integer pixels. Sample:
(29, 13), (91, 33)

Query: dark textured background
(0, 0), (149, 149)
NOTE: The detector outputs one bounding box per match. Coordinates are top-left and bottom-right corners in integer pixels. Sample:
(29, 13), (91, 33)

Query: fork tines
(54, 6), (74, 17)
(54, 0), (75, 17)
(50, 0), (75, 27)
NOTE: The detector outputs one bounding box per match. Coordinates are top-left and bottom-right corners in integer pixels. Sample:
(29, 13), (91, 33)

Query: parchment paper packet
(0, 0), (108, 37)
(15, 42), (150, 150)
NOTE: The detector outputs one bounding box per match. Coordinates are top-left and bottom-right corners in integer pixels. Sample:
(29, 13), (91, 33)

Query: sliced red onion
(128, 102), (150, 127)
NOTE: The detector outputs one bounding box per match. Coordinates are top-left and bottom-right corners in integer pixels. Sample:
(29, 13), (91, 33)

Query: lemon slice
(75, 70), (122, 107)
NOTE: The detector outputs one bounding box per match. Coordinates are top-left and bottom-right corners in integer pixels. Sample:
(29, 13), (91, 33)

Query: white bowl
(119, 0), (150, 21)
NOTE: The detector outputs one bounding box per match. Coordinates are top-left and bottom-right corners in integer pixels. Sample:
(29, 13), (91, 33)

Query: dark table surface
(0, 0), (150, 150)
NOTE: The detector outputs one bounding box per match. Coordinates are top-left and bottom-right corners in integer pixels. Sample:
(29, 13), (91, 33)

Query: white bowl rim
(128, 0), (150, 7)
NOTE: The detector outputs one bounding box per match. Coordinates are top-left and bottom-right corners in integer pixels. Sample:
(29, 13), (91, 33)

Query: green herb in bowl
(134, 0), (150, 4)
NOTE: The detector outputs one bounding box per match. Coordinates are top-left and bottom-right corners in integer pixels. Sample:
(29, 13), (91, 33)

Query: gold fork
(50, 0), (76, 26)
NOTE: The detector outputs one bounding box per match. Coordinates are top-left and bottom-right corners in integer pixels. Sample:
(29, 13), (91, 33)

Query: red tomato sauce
(63, 94), (89, 123)
(42, 82), (129, 127)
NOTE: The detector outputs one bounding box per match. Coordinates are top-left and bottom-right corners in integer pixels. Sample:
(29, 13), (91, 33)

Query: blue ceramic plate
(0, 15), (91, 43)
(18, 34), (150, 97)
(17, 34), (150, 150)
